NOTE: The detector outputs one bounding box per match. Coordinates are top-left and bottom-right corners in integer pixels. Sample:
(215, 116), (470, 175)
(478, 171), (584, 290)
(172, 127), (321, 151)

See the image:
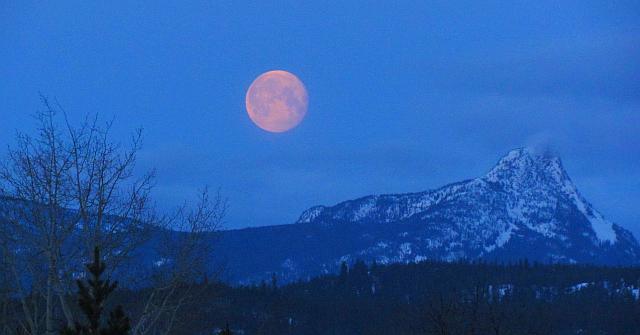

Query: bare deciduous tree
(0, 99), (79, 334)
(0, 97), (224, 335)
(132, 187), (226, 335)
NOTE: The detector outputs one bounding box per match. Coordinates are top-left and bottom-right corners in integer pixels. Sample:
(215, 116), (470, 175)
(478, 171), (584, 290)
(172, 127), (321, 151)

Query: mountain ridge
(297, 148), (623, 245)
(210, 147), (639, 283)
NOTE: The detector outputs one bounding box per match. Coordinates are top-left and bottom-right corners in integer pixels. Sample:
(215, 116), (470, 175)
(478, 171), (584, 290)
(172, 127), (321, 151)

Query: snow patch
(297, 206), (325, 223)
(485, 226), (514, 252)
(414, 255), (427, 262)
(587, 211), (617, 244)
(353, 198), (377, 220)
(153, 258), (169, 267)
(555, 170), (616, 243)
(567, 282), (592, 293)
(399, 243), (412, 257)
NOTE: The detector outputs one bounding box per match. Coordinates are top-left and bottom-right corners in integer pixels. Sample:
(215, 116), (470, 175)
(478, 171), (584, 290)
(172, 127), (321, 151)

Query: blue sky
(1, 1), (639, 236)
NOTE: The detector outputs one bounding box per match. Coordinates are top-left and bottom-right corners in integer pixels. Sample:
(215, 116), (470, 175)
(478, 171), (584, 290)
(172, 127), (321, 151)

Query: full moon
(245, 70), (308, 133)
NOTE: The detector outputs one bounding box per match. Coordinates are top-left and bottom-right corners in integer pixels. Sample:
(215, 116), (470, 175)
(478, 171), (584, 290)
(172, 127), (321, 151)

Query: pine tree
(338, 261), (348, 285)
(103, 306), (130, 335)
(61, 247), (131, 335)
(218, 322), (233, 335)
(271, 273), (278, 291)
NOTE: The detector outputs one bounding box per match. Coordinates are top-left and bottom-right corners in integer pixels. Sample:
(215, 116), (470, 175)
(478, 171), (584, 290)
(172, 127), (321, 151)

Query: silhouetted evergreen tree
(338, 261), (348, 286)
(218, 322), (233, 335)
(271, 273), (278, 291)
(60, 247), (130, 335)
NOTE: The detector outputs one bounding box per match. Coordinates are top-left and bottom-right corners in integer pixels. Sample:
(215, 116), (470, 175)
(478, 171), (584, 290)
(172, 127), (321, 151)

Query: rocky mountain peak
(214, 148), (640, 283)
(484, 147), (568, 189)
(295, 147), (633, 249)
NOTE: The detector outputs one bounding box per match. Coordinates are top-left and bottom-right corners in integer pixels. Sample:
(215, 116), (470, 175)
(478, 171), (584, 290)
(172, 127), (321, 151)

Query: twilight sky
(1, 1), (639, 236)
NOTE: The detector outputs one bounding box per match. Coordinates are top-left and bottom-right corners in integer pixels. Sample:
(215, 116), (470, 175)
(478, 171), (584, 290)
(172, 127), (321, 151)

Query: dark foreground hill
(209, 148), (639, 284)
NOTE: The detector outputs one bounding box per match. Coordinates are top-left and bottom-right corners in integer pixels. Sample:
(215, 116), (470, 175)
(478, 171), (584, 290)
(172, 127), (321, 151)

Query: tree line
(129, 259), (639, 334)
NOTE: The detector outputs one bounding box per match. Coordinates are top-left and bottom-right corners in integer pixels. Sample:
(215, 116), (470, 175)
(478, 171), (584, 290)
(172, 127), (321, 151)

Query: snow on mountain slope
(293, 148), (638, 265)
(211, 148), (639, 284)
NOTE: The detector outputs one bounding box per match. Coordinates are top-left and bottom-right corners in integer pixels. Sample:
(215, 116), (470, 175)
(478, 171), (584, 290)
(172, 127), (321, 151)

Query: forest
(111, 259), (640, 334)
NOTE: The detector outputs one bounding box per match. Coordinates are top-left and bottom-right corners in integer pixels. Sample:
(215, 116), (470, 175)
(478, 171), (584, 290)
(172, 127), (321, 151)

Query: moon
(245, 70), (308, 133)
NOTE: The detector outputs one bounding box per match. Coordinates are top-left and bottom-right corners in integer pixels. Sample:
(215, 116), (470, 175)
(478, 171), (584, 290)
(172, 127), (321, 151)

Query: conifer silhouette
(218, 322), (233, 335)
(61, 247), (130, 335)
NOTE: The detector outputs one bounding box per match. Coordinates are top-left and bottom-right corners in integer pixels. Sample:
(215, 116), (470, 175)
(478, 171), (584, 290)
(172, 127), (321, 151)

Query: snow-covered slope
(293, 148), (638, 265)
(210, 148), (639, 283)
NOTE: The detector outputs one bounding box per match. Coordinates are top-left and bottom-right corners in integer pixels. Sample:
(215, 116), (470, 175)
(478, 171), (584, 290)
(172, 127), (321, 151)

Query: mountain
(212, 148), (639, 284)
